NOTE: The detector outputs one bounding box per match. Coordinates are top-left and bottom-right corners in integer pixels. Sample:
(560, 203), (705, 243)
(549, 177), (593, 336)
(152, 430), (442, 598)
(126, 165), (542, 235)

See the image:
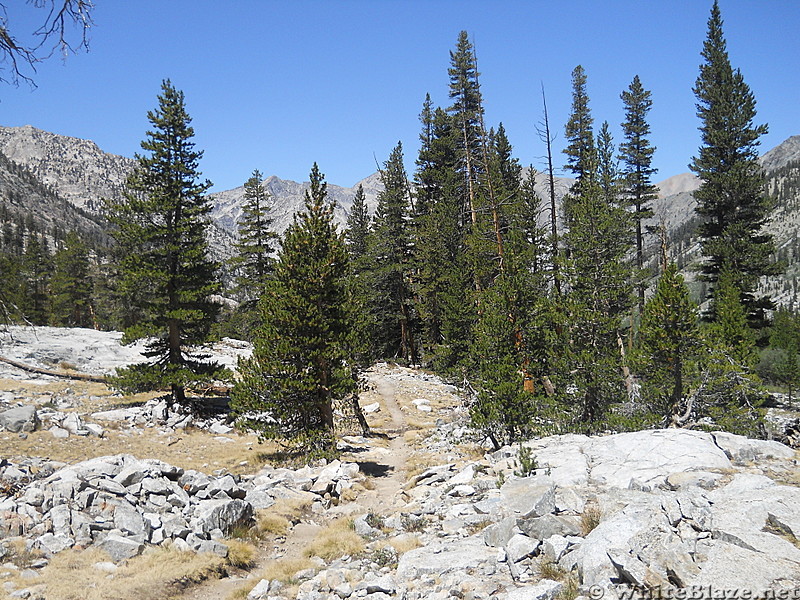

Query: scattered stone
(0, 405), (39, 433)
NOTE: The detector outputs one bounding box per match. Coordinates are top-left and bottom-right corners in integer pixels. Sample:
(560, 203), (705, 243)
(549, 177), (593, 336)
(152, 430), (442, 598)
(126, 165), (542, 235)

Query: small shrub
(466, 519), (492, 536)
(365, 512), (385, 530)
(368, 545), (397, 568)
(496, 470), (506, 488)
(513, 444), (538, 477)
(400, 514), (426, 533)
(537, 556), (565, 580)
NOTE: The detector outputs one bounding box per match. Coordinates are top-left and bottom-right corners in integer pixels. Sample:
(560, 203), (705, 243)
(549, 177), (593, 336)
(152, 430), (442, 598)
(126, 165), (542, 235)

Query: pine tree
(635, 263), (701, 423)
(413, 102), (470, 367)
(597, 121), (619, 206)
(345, 184), (370, 265)
(367, 142), (417, 363)
(20, 233), (52, 325)
(562, 68), (634, 428)
(563, 65), (595, 197)
(49, 231), (93, 327)
(448, 31), (484, 229)
(619, 75), (658, 310)
(707, 266), (757, 367)
(769, 308), (800, 402)
(231, 164), (358, 457)
(691, 0), (780, 328)
(469, 169), (557, 447)
(107, 80), (223, 405)
(232, 169), (276, 303)
(344, 183), (374, 367)
(693, 266), (766, 437)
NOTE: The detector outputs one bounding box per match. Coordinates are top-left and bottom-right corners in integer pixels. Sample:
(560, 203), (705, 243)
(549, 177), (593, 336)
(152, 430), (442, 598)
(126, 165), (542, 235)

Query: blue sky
(1, 1), (798, 192)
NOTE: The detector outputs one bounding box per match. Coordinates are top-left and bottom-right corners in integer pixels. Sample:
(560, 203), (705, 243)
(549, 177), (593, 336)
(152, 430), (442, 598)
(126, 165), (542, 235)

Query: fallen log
(0, 356), (108, 384)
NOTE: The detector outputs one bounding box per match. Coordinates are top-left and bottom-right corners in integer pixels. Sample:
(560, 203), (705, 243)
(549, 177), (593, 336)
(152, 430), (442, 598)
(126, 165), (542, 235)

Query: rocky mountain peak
(0, 125), (134, 212)
(760, 135), (800, 173)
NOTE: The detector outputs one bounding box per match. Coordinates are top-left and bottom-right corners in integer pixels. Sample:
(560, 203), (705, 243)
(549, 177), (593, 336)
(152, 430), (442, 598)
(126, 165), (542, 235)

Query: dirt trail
(184, 370), (414, 600)
(352, 373), (412, 513)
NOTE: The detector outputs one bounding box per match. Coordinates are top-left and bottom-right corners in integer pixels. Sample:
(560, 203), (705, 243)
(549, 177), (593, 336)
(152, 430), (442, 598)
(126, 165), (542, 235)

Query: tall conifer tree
(232, 169), (276, 303)
(619, 75), (657, 311)
(107, 80), (223, 405)
(232, 164), (357, 456)
(367, 142), (417, 363)
(691, 1), (780, 328)
(50, 231), (93, 327)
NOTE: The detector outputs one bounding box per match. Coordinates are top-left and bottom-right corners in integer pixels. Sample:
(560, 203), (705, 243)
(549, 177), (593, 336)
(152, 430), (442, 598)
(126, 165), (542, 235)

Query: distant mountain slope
(0, 125), (133, 212)
(0, 149), (108, 246)
(210, 172), (384, 236)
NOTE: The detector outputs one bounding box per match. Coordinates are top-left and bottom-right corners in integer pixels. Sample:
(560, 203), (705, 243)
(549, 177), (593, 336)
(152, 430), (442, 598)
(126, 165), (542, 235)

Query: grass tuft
(303, 518), (364, 561)
(580, 503), (602, 536)
(225, 539), (258, 569)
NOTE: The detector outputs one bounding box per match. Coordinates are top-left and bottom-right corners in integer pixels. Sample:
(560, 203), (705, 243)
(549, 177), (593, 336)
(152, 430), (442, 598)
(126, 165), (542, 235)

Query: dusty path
(183, 369), (414, 600)
(351, 372), (412, 514)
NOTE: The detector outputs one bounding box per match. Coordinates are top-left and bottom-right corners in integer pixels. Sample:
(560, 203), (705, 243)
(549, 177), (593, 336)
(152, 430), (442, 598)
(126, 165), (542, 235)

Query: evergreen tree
(20, 233), (52, 325)
(367, 142), (417, 362)
(693, 266), (766, 437)
(232, 169), (276, 303)
(231, 164), (358, 457)
(707, 266), (757, 367)
(413, 103), (470, 367)
(344, 183), (374, 367)
(50, 231), (93, 327)
(635, 263), (701, 423)
(345, 184), (370, 265)
(225, 169), (277, 340)
(107, 80), (223, 405)
(619, 75), (658, 309)
(691, 1), (781, 328)
(561, 66), (634, 429)
(769, 308), (800, 402)
(469, 169), (557, 447)
(563, 65), (595, 197)
(448, 31), (484, 229)
(597, 121), (619, 206)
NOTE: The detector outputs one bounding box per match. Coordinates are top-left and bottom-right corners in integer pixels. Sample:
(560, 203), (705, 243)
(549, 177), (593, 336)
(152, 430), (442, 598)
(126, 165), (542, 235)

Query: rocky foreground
(0, 328), (799, 599)
(1, 425), (798, 599)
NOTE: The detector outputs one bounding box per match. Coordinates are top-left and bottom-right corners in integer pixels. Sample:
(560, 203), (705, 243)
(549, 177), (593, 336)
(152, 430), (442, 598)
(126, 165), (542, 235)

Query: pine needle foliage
(634, 263), (701, 423)
(231, 163), (358, 458)
(691, 0), (781, 328)
(106, 80), (224, 405)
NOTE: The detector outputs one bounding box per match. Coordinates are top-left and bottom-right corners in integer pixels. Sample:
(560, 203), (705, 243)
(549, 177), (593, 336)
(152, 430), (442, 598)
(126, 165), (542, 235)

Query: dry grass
(385, 533), (421, 554)
(465, 519), (492, 536)
(259, 556), (316, 583)
(303, 518), (364, 561)
(580, 503), (602, 536)
(3, 537), (44, 568)
(0, 425), (268, 475)
(225, 539), (258, 568)
(537, 556), (566, 580)
(255, 511), (291, 537)
(26, 545), (226, 600)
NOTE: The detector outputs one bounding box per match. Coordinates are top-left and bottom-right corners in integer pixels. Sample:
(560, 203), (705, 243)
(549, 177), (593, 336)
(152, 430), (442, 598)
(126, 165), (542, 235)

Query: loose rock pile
(246, 429), (800, 600)
(0, 455), (362, 567)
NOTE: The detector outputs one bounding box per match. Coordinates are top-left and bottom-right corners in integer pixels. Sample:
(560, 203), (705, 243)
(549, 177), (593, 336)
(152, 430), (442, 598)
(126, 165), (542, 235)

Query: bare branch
(1, 1), (94, 87)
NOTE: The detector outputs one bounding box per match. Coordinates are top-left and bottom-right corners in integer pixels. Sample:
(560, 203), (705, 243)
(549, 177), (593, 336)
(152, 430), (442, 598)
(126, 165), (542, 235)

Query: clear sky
(1, 1), (798, 193)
